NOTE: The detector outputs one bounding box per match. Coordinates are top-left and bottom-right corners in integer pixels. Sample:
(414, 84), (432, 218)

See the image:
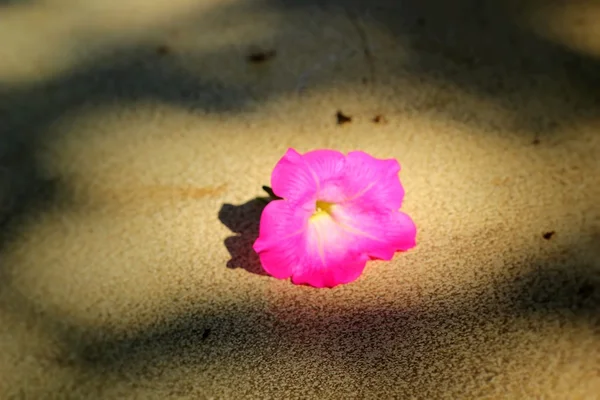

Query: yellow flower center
(311, 200), (335, 220)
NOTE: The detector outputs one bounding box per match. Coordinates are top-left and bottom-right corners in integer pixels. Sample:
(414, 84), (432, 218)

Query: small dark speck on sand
(372, 115), (387, 124)
(247, 50), (277, 64)
(202, 328), (211, 340)
(156, 45), (170, 56)
(336, 111), (352, 125)
(542, 231), (555, 240)
(577, 283), (594, 299)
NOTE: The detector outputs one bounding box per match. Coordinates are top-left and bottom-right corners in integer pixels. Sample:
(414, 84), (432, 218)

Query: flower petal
(329, 205), (417, 261)
(291, 214), (370, 288)
(270, 148), (319, 206)
(253, 200), (311, 279)
(302, 149), (347, 202)
(302, 149), (346, 181)
(254, 200), (370, 287)
(339, 151), (405, 212)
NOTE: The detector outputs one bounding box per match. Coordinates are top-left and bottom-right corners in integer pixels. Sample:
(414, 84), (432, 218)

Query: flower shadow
(218, 198), (270, 276)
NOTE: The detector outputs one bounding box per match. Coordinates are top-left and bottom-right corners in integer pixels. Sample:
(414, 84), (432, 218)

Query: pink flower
(253, 148), (417, 288)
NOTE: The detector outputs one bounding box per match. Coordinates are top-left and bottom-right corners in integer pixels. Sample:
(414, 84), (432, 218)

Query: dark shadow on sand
(218, 198), (270, 277)
(50, 228), (599, 398)
(264, 0), (600, 137)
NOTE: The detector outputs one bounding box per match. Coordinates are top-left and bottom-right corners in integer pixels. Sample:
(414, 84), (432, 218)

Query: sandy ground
(0, 0), (599, 398)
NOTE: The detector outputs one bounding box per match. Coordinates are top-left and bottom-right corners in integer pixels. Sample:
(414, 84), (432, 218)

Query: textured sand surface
(0, 0), (599, 399)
